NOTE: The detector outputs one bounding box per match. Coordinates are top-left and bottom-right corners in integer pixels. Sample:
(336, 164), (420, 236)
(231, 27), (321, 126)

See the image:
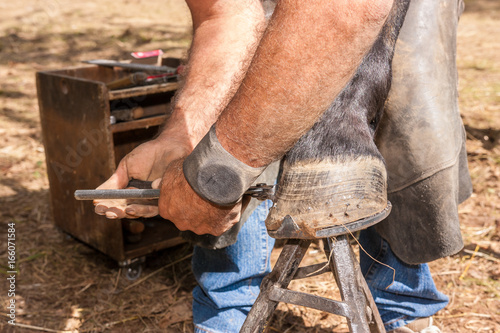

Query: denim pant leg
(359, 226), (449, 331)
(191, 200), (275, 333)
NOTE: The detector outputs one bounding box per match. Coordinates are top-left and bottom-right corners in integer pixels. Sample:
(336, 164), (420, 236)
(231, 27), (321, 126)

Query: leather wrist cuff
(183, 125), (266, 206)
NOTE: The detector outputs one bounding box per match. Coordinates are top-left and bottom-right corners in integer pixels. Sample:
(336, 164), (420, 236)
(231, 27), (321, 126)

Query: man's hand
(155, 158), (242, 236)
(94, 136), (190, 219)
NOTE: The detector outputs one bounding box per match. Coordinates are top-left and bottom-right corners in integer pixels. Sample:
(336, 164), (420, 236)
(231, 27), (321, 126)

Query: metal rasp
(75, 183), (275, 201)
(83, 59), (178, 74)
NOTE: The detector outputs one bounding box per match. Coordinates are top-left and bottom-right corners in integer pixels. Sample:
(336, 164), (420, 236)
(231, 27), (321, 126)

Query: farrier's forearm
(216, 0), (394, 167)
(158, 0), (266, 151)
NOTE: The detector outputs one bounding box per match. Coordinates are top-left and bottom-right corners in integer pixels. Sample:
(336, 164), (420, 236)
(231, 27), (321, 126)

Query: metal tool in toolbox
(75, 182), (275, 202)
(83, 59), (183, 90)
(83, 59), (179, 74)
(105, 72), (178, 91)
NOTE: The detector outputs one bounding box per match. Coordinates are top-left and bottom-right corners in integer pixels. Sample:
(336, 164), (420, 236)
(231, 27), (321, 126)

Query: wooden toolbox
(36, 60), (184, 278)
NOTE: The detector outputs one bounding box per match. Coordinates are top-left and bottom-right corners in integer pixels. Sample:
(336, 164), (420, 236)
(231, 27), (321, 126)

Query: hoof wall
(265, 157), (387, 238)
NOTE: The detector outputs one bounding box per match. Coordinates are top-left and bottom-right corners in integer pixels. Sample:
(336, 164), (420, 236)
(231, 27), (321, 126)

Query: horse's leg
(266, 0), (411, 236)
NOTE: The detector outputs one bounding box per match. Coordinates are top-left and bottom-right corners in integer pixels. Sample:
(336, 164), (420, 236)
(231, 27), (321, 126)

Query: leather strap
(183, 125), (266, 206)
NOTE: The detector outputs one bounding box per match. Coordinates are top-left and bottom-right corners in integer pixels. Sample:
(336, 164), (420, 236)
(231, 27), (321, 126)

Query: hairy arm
(160, 0), (267, 151)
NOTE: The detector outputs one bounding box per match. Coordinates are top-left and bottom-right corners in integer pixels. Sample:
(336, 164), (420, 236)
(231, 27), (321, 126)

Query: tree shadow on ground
(465, 124), (500, 150)
(463, 0), (500, 17)
(269, 309), (349, 333)
(0, 24), (191, 66)
(0, 177), (50, 221)
(1, 106), (40, 129)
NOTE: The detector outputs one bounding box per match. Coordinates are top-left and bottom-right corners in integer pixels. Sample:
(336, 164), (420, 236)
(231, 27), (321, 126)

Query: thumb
(151, 178), (162, 189)
(96, 162), (130, 190)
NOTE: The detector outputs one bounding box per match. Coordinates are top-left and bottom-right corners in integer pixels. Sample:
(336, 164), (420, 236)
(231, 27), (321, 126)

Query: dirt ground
(0, 0), (499, 332)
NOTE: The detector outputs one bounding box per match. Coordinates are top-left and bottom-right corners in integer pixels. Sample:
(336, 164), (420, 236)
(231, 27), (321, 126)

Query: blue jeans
(192, 202), (448, 332)
(359, 227), (449, 331)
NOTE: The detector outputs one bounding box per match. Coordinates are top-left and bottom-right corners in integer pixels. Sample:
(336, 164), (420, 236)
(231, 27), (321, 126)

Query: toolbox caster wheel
(124, 263), (143, 281)
(120, 257), (146, 281)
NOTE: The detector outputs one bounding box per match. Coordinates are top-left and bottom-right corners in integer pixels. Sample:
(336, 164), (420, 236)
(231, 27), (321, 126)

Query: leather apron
(374, 0), (472, 264)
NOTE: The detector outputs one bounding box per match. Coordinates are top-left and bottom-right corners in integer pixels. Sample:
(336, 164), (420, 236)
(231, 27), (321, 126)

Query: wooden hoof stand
(241, 206), (391, 333)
